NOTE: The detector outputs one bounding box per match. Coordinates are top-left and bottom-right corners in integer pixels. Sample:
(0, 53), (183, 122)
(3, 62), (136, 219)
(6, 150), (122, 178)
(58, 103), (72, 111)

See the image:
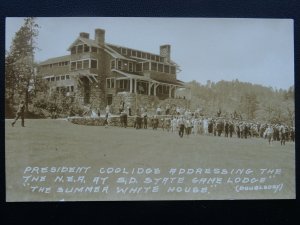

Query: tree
(238, 93), (259, 120)
(6, 17), (40, 112)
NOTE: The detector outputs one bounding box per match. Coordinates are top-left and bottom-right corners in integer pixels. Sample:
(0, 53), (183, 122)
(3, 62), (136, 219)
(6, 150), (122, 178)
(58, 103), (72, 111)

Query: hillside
(186, 79), (294, 125)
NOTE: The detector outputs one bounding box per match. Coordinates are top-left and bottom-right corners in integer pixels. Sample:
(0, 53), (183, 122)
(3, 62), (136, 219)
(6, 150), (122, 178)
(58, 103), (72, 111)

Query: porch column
(129, 78), (133, 93)
(148, 82), (154, 96)
(134, 79), (137, 93)
(153, 83), (159, 96)
(169, 85), (172, 98)
(169, 85), (176, 98)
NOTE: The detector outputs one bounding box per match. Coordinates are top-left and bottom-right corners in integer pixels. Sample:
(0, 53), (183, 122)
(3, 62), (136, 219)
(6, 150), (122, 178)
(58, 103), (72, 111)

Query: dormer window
(91, 47), (97, 53)
(77, 45), (83, 53)
(71, 46), (76, 54)
(121, 48), (127, 55)
(84, 44), (89, 52)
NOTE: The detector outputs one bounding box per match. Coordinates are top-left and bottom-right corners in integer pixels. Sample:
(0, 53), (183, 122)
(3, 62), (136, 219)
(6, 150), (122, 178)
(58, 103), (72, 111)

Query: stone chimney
(160, 44), (171, 62)
(95, 28), (105, 46)
(80, 32), (90, 39)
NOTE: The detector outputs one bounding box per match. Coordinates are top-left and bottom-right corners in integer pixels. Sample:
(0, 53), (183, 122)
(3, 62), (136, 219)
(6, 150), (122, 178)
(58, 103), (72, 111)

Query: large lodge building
(38, 28), (186, 113)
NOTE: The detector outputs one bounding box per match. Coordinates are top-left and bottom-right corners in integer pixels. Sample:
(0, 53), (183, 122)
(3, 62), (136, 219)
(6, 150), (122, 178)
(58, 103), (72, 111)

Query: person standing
(265, 125), (274, 144)
(143, 113), (148, 129)
(12, 100), (25, 127)
(178, 116), (185, 138)
(224, 121), (229, 137)
(229, 121), (234, 138)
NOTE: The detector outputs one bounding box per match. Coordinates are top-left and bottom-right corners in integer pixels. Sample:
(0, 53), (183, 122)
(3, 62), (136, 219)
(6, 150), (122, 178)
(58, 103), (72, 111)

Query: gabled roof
(39, 55), (70, 65)
(67, 37), (100, 51)
(42, 37), (179, 67)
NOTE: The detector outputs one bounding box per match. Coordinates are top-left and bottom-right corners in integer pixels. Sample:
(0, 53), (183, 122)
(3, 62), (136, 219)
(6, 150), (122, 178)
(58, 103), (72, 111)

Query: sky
(5, 17), (294, 90)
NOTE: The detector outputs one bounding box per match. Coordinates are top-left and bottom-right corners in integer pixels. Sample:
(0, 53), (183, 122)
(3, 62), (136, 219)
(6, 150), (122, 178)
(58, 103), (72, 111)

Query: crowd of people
(120, 105), (295, 145)
(69, 101), (295, 145)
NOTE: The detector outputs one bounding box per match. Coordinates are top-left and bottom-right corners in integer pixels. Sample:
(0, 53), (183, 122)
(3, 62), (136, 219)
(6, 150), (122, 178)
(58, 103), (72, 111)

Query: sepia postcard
(5, 17), (295, 201)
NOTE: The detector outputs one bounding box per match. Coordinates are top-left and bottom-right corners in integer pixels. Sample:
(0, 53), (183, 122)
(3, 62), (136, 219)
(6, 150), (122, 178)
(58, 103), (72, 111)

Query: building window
(91, 59), (97, 69)
(151, 55), (155, 61)
(111, 79), (115, 88)
(77, 61), (82, 70)
(164, 65), (170, 73)
(106, 78), (115, 89)
(71, 62), (76, 71)
(77, 45), (83, 53)
(66, 75), (70, 80)
(143, 62), (149, 70)
(147, 53), (151, 59)
(129, 62), (133, 72)
(84, 44), (89, 52)
(50, 77), (55, 82)
(158, 63), (163, 72)
(127, 49), (131, 56)
(142, 52), (146, 58)
(56, 76), (60, 81)
(61, 75), (65, 80)
(151, 62), (157, 71)
(136, 63), (142, 72)
(71, 46), (76, 54)
(65, 61), (69, 66)
(49, 64), (53, 68)
(111, 60), (115, 69)
(132, 50), (137, 57)
(91, 47), (97, 53)
(121, 48), (127, 55)
(83, 60), (89, 69)
(71, 86), (74, 92)
(159, 57), (164, 63)
(137, 51), (141, 58)
(119, 80), (128, 89)
(117, 60), (122, 70)
(171, 66), (176, 75)
(46, 78), (50, 82)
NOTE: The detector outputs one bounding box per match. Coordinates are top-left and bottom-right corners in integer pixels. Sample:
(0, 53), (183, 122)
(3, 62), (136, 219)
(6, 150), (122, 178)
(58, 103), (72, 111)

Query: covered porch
(113, 70), (182, 100)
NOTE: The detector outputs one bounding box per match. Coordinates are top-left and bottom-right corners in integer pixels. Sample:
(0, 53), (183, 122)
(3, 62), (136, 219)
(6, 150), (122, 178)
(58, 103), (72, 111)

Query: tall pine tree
(5, 17), (40, 113)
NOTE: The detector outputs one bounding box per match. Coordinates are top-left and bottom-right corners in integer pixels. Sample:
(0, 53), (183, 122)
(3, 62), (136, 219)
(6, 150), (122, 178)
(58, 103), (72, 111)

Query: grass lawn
(5, 119), (295, 201)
